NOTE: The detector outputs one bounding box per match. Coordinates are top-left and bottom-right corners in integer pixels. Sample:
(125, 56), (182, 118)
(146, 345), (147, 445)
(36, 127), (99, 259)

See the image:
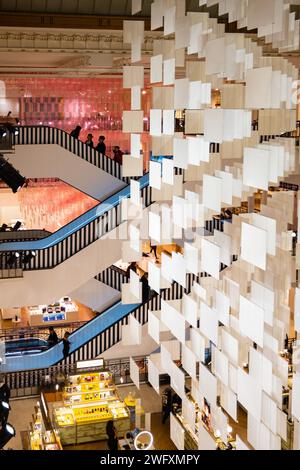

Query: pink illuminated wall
(1, 77), (151, 161)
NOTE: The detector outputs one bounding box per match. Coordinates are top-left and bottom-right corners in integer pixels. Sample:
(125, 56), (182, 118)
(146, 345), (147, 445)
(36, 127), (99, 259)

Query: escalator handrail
(0, 299), (140, 372)
(0, 173), (149, 252)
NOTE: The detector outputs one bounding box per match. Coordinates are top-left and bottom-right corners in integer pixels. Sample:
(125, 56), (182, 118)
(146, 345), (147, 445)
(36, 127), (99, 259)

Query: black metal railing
(0, 182), (152, 271)
(13, 125), (131, 183)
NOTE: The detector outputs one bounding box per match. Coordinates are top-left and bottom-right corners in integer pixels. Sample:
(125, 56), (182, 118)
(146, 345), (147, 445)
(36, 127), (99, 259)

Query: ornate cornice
(0, 29), (162, 54)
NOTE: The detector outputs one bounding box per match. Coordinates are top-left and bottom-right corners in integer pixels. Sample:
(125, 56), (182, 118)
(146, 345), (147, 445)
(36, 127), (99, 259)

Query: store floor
(0, 301), (96, 331)
(8, 384), (176, 451)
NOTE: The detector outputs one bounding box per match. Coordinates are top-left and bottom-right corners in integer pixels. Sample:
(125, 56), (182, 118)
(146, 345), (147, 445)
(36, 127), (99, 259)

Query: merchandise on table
(52, 370), (131, 445)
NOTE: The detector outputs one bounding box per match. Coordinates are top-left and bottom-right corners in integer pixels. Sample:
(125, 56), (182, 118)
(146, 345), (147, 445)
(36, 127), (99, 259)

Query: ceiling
(0, 0), (213, 17)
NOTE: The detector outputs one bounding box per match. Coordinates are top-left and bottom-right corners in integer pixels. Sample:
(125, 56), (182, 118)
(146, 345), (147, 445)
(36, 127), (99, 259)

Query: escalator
(0, 173), (151, 307)
(10, 126), (127, 201)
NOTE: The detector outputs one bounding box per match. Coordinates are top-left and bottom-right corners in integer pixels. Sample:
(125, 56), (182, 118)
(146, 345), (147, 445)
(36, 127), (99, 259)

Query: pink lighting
(1, 76), (151, 164)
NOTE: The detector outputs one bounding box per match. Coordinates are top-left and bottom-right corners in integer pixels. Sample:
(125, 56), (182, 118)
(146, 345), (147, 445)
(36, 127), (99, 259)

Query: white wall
(70, 278), (120, 313)
(11, 144), (126, 201)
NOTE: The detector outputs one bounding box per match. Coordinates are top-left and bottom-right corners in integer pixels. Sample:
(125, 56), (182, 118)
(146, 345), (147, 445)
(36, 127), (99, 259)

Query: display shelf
(52, 370), (130, 445)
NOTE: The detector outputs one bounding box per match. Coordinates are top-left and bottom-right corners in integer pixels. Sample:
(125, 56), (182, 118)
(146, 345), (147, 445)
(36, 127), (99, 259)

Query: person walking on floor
(62, 332), (71, 359)
(95, 135), (106, 155)
(47, 326), (58, 347)
(70, 125), (81, 139)
(106, 420), (118, 451)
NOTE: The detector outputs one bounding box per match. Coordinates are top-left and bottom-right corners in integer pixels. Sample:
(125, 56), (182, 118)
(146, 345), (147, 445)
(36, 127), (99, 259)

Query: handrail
(0, 300), (140, 372)
(0, 173), (150, 270)
(13, 125), (129, 183)
(0, 173), (149, 252)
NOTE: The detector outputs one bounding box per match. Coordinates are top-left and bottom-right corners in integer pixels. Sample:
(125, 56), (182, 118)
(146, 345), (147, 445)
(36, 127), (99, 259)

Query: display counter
(29, 403), (62, 450)
(52, 371), (130, 445)
(28, 297), (79, 326)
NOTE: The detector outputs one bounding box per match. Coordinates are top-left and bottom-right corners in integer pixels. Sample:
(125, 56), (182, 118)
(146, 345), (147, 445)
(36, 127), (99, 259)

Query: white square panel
(241, 222), (267, 271)
(239, 295), (264, 348)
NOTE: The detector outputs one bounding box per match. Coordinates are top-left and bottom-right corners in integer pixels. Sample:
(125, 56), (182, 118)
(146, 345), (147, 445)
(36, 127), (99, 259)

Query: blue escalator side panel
(1, 301), (141, 373)
(0, 173), (149, 252)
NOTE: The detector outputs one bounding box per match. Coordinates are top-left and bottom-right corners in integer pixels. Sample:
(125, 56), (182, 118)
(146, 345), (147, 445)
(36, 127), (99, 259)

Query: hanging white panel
(252, 213), (276, 256)
(172, 251), (186, 288)
(241, 222), (267, 271)
(123, 155), (143, 177)
(130, 179), (141, 206)
(236, 435), (250, 450)
(182, 343), (197, 379)
(183, 294), (198, 328)
(213, 347), (229, 386)
(200, 301), (219, 346)
(130, 133), (141, 158)
(174, 78), (190, 109)
(245, 67), (273, 109)
(132, 0), (142, 15)
(163, 110), (175, 135)
(150, 54), (163, 83)
(221, 329), (238, 365)
(201, 238), (220, 280)
(123, 111), (144, 133)
(163, 58), (176, 86)
(249, 347), (273, 396)
(148, 356), (160, 394)
(173, 137), (188, 170)
(243, 147), (270, 191)
(203, 174), (222, 212)
(131, 86), (141, 110)
(150, 109), (162, 136)
(237, 368), (262, 419)
(123, 65), (144, 88)
(292, 373), (300, 422)
(250, 280), (274, 327)
(170, 362), (185, 399)
(149, 211), (161, 243)
(151, 0), (164, 30)
(198, 424), (216, 450)
(170, 413), (185, 450)
(149, 160), (162, 190)
(162, 158), (174, 185)
(187, 136), (210, 165)
(239, 296), (264, 348)
(130, 357), (140, 389)
(220, 384), (237, 422)
(190, 328), (206, 362)
(214, 230), (232, 267)
(199, 362), (217, 406)
(215, 170), (233, 205)
(184, 242), (200, 275)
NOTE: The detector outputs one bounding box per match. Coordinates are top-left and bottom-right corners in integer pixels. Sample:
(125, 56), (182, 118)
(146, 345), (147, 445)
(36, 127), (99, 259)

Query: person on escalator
(62, 331), (71, 359)
(85, 133), (94, 148)
(70, 125), (82, 139)
(95, 135), (106, 155)
(47, 326), (58, 348)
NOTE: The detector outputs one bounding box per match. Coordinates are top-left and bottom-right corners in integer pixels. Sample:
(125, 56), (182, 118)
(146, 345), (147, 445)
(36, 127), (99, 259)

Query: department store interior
(0, 0), (300, 455)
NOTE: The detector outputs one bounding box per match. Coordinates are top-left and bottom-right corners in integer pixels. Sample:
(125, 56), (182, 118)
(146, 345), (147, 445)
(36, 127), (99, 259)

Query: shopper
(141, 273), (150, 303)
(112, 146), (123, 165)
(47, 326), (58, 347)
(0, 377), (10, 404)
(85, 133), (94, 148)
(95, 135), (106, 155)
(62, 332), (71, 359)
(70, 125), (81, 139)
(106, 420), (118, 451)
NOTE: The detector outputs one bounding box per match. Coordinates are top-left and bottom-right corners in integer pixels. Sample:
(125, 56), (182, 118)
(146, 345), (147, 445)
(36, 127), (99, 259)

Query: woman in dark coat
(106, 420), (118, 451)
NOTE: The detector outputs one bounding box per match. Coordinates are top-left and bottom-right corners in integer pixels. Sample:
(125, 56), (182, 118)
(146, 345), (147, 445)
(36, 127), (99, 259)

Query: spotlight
(12, 221), (22, 231)
(0, 422), (16, 449)
(22, 251), (36, 264)
(0, 154), (26, 193)
(0, 401), (10, 427)
(0, 128), (7, 139)
(14, 128), (19, 136)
